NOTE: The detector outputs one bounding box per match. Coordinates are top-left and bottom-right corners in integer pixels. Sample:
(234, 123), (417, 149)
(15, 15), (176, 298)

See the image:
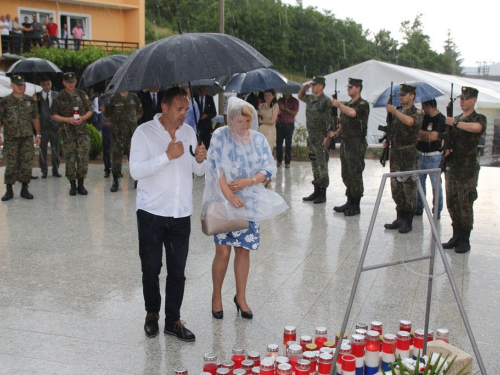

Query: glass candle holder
(287, 344), (302, 372)
(381, 333), (396, 372)
(436, 328), (450, 343)
(247, 351), (261, 367)
(266, 344), (279, 359)
(300, 335), (313, 352)
(399, 320), (412, 333)
(259, 358), (275, 375)
(305, 343), (317, 352)
(222, 360), (235, 375)
(302, 351), (316, 374)
(241, 360), (254, 374)
(341, 354), (356, 375)
(314, 327), (328, 349)
(276, 363), (292, 375)
(413, 329), (425, 359)
(216, 369), (230, 375)
(174, 367), (188, 375)
(295, 359), (311, 375)
(356, 323), (368, 330)
(317, 353), (333, 375)
(283, 326), (297, 348)
(370, 321), (383, 335)
(396, 331), (411, 358)
(203, 353), (218, 375)
(232, 346), (246, 369)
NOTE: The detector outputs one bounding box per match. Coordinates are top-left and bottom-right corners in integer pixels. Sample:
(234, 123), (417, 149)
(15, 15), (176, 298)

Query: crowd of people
(0, 70), (486, 341)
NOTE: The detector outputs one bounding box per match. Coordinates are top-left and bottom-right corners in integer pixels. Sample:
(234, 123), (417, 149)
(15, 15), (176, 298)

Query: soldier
(442, 87), (486, 253)
(331, 78), (370, 216)
(104, 91), (143, 192)
(51, 72), (93, 196)
(383, 84), (423, 233)
(298, 76), (333, 204)
(0, 75), (41, 201)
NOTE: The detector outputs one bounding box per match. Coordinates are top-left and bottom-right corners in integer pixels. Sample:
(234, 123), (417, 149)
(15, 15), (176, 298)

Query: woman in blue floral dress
(202, 97), (288, 319)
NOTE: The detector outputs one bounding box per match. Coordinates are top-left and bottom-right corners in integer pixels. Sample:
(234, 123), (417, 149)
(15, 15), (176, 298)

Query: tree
(440, 30), (463, 75)
(373, 29), (398, 64)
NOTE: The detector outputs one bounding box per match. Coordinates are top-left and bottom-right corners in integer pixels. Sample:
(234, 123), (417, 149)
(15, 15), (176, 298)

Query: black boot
(104, 169), (110, 178)
(20, 183), (34, 199)
(1, 184), (14, 201)
(344, 197), (361, 216)
(455, 230), (471, 254)
(110, 174), (119, 193)
(385, 210), (403, 230)
(313, 188), (327, 204)
(303, 184), (319, 201)
(69, 180), (77, 196)
(334, 196), (352, 212)
(442, 227), (460, 249)
(399, 211), (413, 233)
(77, 178), (88, 195)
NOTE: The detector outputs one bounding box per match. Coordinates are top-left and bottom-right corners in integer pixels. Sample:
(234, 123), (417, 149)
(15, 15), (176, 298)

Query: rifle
(327, 79), (339, 150)
(439, 83), (455, 172)
(378, 81), (393, 167)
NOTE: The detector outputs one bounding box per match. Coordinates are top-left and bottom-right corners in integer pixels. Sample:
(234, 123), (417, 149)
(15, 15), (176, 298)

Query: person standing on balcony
(46, 17), (58, 47)
(31, 16), (43, 48)
(22, 16), (33, 52)
(12, 17), (22, 53)
(72, 22), (84, 51)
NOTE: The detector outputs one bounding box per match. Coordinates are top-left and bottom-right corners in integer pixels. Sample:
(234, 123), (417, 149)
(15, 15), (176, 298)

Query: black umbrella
(224, 68), (287, 93)
(107, 31), (272, 93)
(79, 54), (128, 89)
(274, 80), (303, 94)
(7, 58), (62, 75)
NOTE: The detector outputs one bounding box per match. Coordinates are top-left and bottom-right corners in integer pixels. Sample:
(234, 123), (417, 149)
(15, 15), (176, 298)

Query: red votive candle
(222, 360), (235, 375)
(259, 358), (274, 375)
(399, 320), (412, 333)
(174, 367), (188, 375)
(284, 326), (297, 347)
(232, 346), (246, 369)
(295, 359), (311, 375)
(341, 354), (356, 374)
(300, 336), (313, 352)
(203, 352), (218, 375)
(241, 360), (254, 374)
(370, 321), (383, 335)
(317, 353), (333, 375)
(247, 351), (261, 367)
(277, 363), (292, 375)
(314, 327), (328, 349)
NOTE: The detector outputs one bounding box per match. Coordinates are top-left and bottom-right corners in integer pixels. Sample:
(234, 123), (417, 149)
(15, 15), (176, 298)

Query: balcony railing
(1, 35), (138, 55)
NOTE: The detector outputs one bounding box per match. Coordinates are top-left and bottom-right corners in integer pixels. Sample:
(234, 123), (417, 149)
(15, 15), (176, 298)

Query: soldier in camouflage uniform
(104, 91), (143, 192)
(383, 84), (423, 233)
(0, 75), (41, 201)
(442, 86), (486, 254)
(50, 72), (93, 196)
(298, 76), (333, 204)
(331, 78), (370, 216)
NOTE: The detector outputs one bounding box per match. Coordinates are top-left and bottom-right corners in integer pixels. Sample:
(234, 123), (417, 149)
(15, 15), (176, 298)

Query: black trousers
(199, 121), (213, 149)
(276, 122), (295, 164)
(39, 128), (60, 173)
(102, 126), (111, 172)
(137, 209), (191, 323)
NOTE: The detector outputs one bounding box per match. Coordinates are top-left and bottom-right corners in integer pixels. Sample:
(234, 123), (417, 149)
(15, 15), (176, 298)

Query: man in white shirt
(130, 87), (207, 340)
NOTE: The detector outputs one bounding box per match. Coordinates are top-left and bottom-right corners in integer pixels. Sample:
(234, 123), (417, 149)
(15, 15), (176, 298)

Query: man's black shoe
(144, 313), (159, 338)
(42, 172), (48, 179)
(164, 320), (195, 342)
(30, 175), (38, 180)
(104, 169), (110, 178)
(53, 171), (62, 178)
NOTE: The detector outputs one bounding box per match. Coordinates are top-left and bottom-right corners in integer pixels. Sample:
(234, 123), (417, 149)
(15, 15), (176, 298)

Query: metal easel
(330, 168), (486, 375)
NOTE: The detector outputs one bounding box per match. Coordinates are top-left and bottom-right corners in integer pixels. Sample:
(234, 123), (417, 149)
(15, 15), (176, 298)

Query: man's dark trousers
(276, 122), (294, 165)
(137, 209), (190, 323)
(102, 126), (111, 173)
(39, 128), (60, 174)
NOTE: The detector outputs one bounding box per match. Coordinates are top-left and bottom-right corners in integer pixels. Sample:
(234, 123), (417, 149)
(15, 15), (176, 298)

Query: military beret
(11, 75), (26, 85)
(311, 76), (326, 85)
(459, 86), (478, 99)
(399, 83), (416, 94)
(348, 78), (363, 87)
(63, 72), (77, 82)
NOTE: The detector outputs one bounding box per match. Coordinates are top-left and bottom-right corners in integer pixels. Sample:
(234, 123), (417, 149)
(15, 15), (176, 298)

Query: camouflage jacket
(390, 105), (423, 148)
(450, 111), (487, 160)
(301, 93), (333, 132)
(340, 96), (370, 139)
(104, 93), (143, 132)
(51, 88), (92, 137)
(0, 94), (39, 138)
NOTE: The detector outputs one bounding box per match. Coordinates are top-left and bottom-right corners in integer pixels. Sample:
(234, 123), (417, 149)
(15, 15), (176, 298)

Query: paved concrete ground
(0, 159), (498, 374)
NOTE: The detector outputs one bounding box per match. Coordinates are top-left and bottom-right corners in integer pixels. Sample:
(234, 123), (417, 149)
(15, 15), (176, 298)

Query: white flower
(217, 233), (227, 240)
(244, 234), (256, 242)
(232, 240), (242, 247)
(252, 243), (258, 249)
(232, 230), (242, 237)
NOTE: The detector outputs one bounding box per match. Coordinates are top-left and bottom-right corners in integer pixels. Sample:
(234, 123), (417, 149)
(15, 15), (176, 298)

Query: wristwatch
(251, 177), (256, 185)
(453, 119), (459, 127)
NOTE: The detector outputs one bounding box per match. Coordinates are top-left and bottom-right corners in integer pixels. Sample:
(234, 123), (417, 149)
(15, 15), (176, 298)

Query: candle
(317, 353), (333, 375)
(174, 367), (188, 375)
(396, 331), (411, 359)
(350, 334), (365, 375)
(259, 358), (275, 375)
(370, 321), (383, 335)
(364, 330), (380, 375)
(284, 326), (297, 351)
(436, 328), (450, 343)
(287, 344), (302, 373)
(203, 353), (218, 375)
(248, 351), (261, 367)
(300, 336), (313, 352)
(381, 333), (396, 372)
(277, 363), (292, 375)
(241, 360), (254, 374)
(232, 346), (246, 369)
(314, 327), (328, 349)
(413, 329), (425, 359)
(302, 351), (316, 375)
(267, 344), (280, 359)
(222, 360), (235, 375)
(295, 359), (310, 375)
(341, 354), (356, 375)
(399, 320), (412, 333)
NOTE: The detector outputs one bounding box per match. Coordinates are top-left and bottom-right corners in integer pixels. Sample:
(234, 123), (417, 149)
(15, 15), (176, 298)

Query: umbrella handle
(189, 145), (195, 157)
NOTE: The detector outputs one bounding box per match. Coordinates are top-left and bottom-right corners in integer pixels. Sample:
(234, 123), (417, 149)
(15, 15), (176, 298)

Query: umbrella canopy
(107, 33), (272, 93)
(0, 76), (42, 97)
(7, 58), (62, 75)
(224, 68), (287, 93)
(79, 54), (128, 89)
(373, 81), (445, 108)
(274, 80), (302, 94)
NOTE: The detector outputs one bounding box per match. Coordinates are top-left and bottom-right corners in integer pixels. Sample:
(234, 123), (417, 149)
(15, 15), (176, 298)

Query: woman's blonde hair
(229, 103), (254, 124)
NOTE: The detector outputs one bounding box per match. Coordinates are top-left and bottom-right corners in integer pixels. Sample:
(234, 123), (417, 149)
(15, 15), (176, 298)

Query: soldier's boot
(303, 184), (319, 201)
(442, 227), (460, 249)
(344, 197), (361, 216)
(20, 183), (34, 200)
(110, 174), (119, 193)
(77, 178), (88, 195)
(455, 230), (471, 254)
(334, 196), (352, 213)
(104, 169), (110, 178)
(69, 180), (77, 196)
(399, 211), (413, 234)
(1, 184), (14, 202)
(313, 188), (327, 204)
(384, 210), (403, 230)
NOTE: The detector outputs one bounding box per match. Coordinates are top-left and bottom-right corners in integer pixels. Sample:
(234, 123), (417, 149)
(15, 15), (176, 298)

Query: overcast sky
(281, 0), (496, 69)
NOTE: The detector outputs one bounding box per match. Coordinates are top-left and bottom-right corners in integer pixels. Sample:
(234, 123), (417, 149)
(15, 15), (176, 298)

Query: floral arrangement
(389, 352), (472, 375)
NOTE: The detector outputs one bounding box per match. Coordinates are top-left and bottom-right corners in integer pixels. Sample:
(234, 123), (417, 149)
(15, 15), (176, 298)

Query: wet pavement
(0, 159), (498, 374)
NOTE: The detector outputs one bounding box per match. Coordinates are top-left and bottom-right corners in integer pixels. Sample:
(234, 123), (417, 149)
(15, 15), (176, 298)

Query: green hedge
(87, 124), (102, 160)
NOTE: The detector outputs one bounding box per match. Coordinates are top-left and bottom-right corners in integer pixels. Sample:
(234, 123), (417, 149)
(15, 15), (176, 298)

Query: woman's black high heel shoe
(212, 298), (223, 319)
(233, 295), (253, 319)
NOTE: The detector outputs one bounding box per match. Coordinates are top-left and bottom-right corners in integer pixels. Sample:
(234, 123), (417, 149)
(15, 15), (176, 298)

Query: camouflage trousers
(110, 130), (132, 176)
(340, 138), (367, 198)
(445, 157), (479, 230)
(307, 131), (329, 188)
(60, 134), (90, 180)
(390, 146), (418, 213)
(3, 136), (34, 184)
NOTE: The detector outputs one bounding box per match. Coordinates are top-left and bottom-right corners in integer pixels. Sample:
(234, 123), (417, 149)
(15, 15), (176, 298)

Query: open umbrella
(7, 57), (62, 75)
(79, 54), (128, 89)
(107, 31), (272, 94)
(274, 80), (302, 94)
(224, 68), (287, 93)
(373, 81), (444, 108)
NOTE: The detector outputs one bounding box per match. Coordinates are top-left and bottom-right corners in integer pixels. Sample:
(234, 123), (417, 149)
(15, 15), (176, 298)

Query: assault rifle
(378, 81), (393, 167)
(439, 83), (455, 172)
(327, 79), (339, 150)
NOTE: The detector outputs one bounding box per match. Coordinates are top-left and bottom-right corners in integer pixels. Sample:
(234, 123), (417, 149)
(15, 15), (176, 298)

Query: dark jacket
(37, 90), (60, 132)
(138, 90), (164, 124)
